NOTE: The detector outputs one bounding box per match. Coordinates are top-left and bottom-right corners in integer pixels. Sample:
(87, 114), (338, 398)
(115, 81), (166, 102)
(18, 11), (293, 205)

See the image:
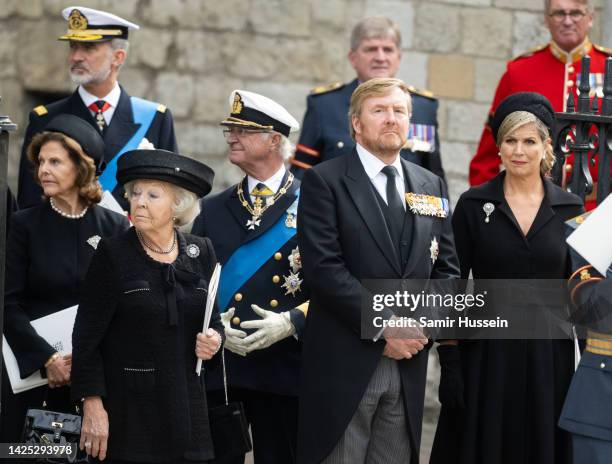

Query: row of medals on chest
(236, 172), (301, 296)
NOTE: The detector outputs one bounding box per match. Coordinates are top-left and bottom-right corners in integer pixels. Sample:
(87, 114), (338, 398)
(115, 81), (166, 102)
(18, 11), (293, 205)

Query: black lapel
(226, 177), (252, 232)
(103, 87), (139, 164)
(527, 178), (578, 239)
(401, 160), (436, 277)
(67, 90), (99, 129)
(342, 151), (402, 275)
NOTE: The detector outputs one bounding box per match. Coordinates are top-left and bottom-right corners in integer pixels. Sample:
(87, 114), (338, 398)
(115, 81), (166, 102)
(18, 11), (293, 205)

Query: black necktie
(381, 165), (405, 237)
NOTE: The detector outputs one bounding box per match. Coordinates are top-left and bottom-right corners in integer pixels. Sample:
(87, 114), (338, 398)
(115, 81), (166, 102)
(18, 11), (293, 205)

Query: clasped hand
(195, 328), (222, 360)
(46, 353), (71, 388)
(382, 318), (428, 360)
(221, 305), (295, 356)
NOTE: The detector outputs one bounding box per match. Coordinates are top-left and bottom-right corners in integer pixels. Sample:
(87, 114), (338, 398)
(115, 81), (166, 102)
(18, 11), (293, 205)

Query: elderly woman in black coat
(430, 93), (584, 464)
(1, 114), (129, 442)
(71, 149), (224, 463)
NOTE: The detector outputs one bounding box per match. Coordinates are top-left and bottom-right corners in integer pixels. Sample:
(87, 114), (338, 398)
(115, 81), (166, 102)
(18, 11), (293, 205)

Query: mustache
(70, 62), (90, 72)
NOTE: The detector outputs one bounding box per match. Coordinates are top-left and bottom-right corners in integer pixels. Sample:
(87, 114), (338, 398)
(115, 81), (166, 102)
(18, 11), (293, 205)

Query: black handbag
(208, 349), (252, 460)
(22, 408), (89, 463)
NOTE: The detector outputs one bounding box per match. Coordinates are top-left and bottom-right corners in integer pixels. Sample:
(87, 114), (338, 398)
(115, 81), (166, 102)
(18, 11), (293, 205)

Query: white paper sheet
(2, 305), (78, 394)
(196, 263), (222, 375)
(98, 190), (127, 216)
(566, 193), (612, 276)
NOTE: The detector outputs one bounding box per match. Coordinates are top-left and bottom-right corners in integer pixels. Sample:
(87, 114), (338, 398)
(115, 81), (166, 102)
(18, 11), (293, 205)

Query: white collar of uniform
(78, 82), (121, 109)
(356, 143), (404, 183)
(247, 164), (287, 195)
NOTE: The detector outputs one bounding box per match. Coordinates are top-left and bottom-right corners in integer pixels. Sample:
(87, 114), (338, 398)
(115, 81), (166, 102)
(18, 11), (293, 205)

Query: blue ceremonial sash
(217, 191), (300, 311)
(98, 97), (159, 192)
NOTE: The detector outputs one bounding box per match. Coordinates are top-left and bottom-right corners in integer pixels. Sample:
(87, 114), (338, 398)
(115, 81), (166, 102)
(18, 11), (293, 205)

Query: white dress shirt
(78, 82), (121, 125)
(356, 144), (406, 210)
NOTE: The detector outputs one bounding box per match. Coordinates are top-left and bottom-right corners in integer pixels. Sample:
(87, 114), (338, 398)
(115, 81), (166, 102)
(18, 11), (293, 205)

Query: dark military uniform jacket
(290, 79), (446, 182)
(559, 211), (612, 450)
(192, 174), (309, 396)
(17, 85), (178, 208)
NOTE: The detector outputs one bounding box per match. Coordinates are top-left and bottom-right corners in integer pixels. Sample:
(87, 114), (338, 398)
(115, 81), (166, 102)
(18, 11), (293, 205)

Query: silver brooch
(285, 213), (296, 229)
(430, 237), (439, 264)
(483, 202), (495, 223)
(282, 270), (303, 297)
(186, 244), (200, 258)
(288, 247), (302, 272)
(87, 235), (101, 250)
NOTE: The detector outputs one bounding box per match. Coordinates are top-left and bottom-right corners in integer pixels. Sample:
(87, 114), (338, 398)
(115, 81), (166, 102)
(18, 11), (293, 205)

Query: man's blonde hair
(348, 77), (412, 139)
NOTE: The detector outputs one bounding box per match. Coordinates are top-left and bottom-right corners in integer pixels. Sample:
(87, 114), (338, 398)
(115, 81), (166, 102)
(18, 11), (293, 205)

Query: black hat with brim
(44, 114), (105, 174)
(116, 149), (214, 198)
(491, 92), (555, 142)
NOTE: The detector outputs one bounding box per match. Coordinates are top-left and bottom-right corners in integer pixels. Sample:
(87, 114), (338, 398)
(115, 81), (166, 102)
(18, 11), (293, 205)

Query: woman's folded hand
(196, 328), (222, 360)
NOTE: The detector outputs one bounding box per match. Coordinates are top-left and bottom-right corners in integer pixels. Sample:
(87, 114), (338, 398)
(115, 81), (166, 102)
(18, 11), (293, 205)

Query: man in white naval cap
(193, 90), (310, 464)
(17, 6), (178, 208)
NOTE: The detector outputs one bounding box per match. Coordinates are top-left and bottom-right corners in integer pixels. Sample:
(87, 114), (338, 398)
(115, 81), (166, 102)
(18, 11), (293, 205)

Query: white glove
(240, 305), (296, 353)
(220, 308), (249, 357)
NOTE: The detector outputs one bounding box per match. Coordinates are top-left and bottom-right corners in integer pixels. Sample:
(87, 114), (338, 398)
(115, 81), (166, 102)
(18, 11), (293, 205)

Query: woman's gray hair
(496, 110), (555, 176)
(124, 180), (200, 227)
(171, 185), (200, 227)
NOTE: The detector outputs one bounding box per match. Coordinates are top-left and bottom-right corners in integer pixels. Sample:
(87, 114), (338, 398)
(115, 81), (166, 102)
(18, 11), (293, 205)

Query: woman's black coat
(71, 228), (224, 463)
(430, 173), (584, 464)
(1, 203), (129, 442)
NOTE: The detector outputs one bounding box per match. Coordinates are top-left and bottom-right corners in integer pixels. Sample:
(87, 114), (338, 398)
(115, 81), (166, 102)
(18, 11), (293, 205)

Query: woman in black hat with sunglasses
(430, 92), (584, 464)
(1, 114), (130, 442)
(71, 149), (224, 463)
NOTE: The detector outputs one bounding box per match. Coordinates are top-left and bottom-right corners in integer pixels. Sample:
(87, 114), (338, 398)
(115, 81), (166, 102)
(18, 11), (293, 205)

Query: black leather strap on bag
(208, 349), (252, 460)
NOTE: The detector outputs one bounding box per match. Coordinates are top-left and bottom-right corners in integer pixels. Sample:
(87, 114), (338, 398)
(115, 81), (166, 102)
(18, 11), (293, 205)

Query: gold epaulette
(565, 211), (592, 230)
(296, 301), (309, 317)
(408, 85), (436, 99)
(310, 82), (343, 95)
(512, 43), (548, 61)
(157, 104), (167, 113)
(594, 44), (612, 56)
(33, 105), (48, 116)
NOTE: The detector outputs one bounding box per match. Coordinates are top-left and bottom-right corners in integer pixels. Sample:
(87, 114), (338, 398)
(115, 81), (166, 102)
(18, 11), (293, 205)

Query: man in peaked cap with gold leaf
(290, 16), (446, 185)
(192, 90), (310, 464)
(17, 6), (177, 209)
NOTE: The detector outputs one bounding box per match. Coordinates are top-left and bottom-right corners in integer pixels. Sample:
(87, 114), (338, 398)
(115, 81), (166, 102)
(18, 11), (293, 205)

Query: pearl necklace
(136, 228), (177, 254)
(49, 197), (88, 219)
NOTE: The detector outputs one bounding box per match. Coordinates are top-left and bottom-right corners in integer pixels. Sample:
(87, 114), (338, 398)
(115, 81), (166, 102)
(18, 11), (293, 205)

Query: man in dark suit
(192, 90), (309, 464)
(297, 78), (459, 464)
(18, 6), (177, 208)
(290, 16), (446, 183)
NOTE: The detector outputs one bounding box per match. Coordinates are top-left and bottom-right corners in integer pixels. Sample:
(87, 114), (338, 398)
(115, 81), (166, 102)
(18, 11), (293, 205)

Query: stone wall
(0, 0), (605, 197)
(0, 1), (607, 458)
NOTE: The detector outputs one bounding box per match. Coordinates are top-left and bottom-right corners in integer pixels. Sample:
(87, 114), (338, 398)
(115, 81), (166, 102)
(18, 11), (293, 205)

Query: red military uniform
(470, 38), (612, 209)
